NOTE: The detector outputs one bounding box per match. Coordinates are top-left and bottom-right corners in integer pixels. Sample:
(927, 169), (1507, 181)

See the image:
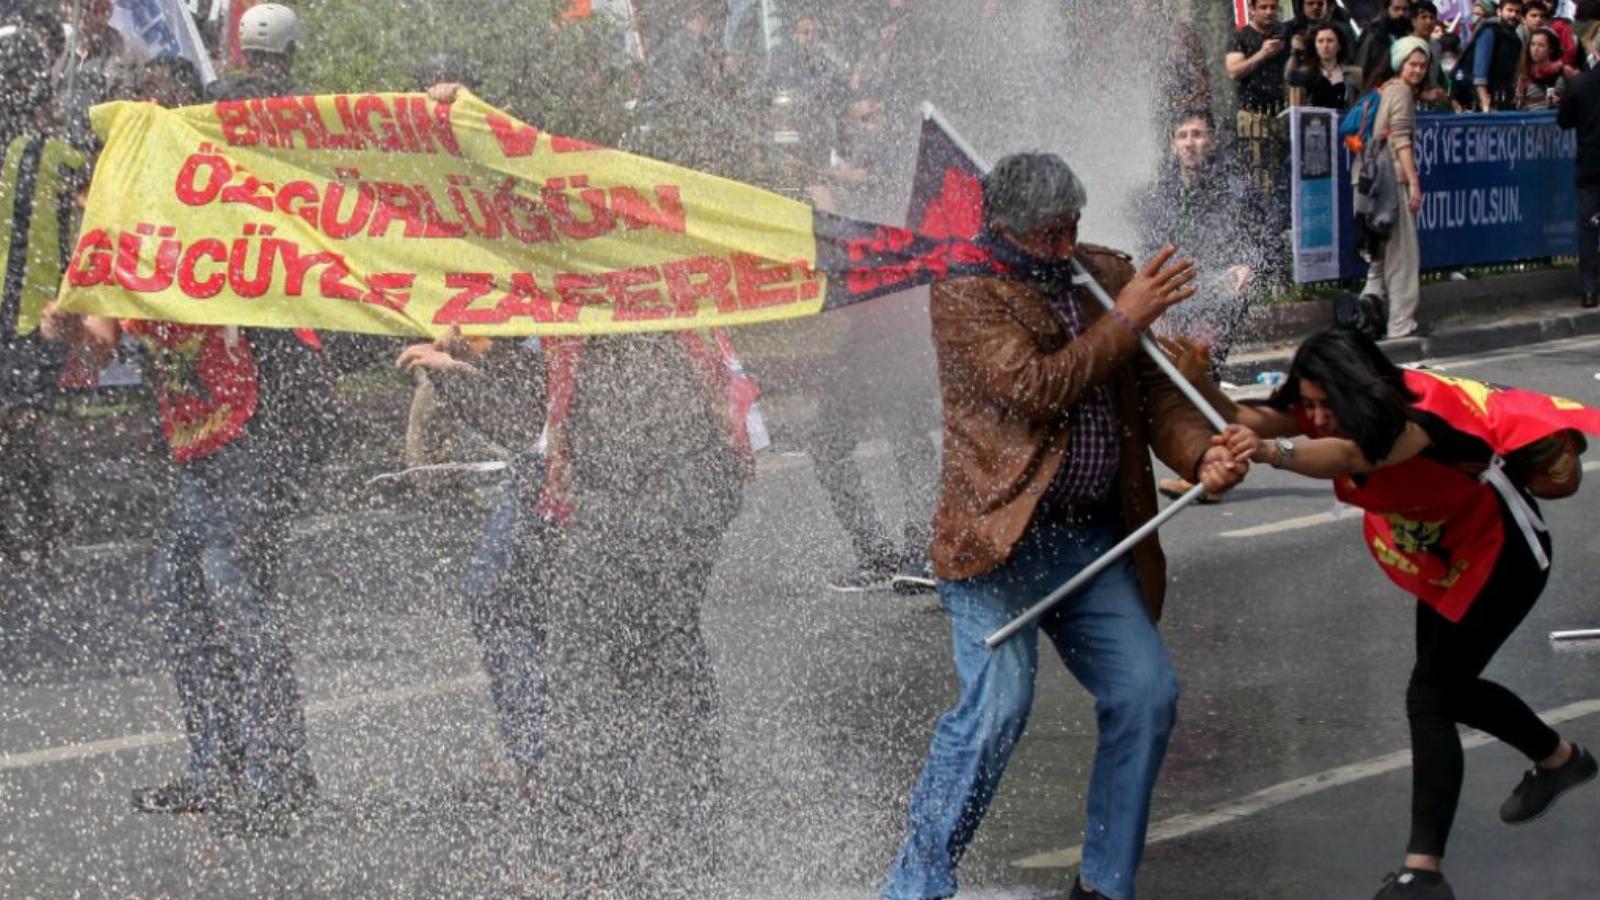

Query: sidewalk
(1223, 267), (1600, 384)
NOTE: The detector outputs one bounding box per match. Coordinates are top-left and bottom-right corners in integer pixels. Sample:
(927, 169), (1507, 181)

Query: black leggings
(1406, 524), (1562, 857)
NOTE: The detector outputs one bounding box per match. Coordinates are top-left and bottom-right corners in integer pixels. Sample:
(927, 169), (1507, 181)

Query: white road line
(0, 673), (485, 773)
(1221, 460), (1600, 539)
(1013, 697), (1600, 870)
(1219, 509), (1357, 539)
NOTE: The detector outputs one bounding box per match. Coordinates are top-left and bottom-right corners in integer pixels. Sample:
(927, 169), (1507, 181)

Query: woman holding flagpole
(1204, 328), (1599, 900)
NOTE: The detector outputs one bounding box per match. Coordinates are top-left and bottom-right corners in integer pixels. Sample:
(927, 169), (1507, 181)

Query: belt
(1042, 496), (1120, 528)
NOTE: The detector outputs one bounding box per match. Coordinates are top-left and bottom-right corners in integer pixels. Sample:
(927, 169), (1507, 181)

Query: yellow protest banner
(58, 92), (826, 337)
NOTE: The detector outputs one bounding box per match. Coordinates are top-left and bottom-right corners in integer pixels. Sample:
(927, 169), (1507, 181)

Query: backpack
(1338, 89), (1381, 151)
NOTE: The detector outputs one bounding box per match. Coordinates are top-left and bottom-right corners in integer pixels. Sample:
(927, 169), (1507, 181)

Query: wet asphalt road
(3, 335), (1600, 899)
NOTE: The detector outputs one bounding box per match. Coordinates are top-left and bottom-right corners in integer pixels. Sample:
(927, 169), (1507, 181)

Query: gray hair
(982, 152), (1088, 236)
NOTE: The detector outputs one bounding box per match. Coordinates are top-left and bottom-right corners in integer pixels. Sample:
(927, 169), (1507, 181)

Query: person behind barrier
(1204, 326), (1600, 900)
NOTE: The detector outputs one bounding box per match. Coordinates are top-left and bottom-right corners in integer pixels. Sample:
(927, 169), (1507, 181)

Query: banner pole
(916, 104), (1236, 647)
(984, 484), (1210, 648)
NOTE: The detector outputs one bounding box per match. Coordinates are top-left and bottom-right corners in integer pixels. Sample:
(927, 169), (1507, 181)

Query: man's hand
(1114, 245), (1198, 330)
(1260, 38), (1285, 58)
(1156, 335), (1212, 384)
(1198, 443), (1250, 495)
(396, 342), (481, 377)
(427, 82), (464, 104)
(37, 301), (80, 343)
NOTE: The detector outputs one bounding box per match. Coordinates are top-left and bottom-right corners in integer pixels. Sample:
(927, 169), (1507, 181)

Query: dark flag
(814, 108), (999, 311)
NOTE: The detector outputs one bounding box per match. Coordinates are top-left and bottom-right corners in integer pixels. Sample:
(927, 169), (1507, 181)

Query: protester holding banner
(880, 152), (1248, 900)
(1202, 327), (1600, 900)
(1360, 37), (1432, 339)
(44, 51), (335, 828)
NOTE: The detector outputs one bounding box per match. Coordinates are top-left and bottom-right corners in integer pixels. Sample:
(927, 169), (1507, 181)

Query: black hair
(1524, 0), (1550, 12)
(1437, 32), (1462, 53)
(1269, 327), (1420, 463)
(138, 56), (205, 106)
(1413, 0), (1439, 15)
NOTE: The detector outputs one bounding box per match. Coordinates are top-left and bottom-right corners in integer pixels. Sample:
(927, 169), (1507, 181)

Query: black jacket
(1559, 66), (1600, 184)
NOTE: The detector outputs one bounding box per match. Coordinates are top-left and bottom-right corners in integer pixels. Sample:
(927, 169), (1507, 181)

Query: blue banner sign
(1291, 108), (1578, 283)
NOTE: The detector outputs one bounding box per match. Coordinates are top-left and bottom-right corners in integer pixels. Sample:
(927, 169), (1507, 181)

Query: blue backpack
(1338, 89), (1382, 149)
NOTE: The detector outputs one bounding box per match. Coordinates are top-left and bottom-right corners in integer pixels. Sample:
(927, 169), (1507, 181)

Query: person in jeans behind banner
(1558, 31), (1600, 308)
(879, 153), (1249, 900)
(1200, 327), (1599, 900)
(1359, 37), (1431, 340)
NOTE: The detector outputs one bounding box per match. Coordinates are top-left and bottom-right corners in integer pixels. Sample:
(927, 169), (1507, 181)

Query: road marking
(0, 673), (485, 773)
(1012, 696), (1600, 870)
(1423, 334), (1600, 372)
(1219, 509), (1358, 539)
(1221, 460), (1600, 539)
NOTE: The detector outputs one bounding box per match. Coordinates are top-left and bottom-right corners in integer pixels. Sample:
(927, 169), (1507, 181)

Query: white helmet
(238, 3), (300, 55)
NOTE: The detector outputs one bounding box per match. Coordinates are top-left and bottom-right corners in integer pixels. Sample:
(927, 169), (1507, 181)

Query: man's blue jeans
(150, 438), (313, 798)
(881, 518), (1179, 900)
(460, 452), (549, 769)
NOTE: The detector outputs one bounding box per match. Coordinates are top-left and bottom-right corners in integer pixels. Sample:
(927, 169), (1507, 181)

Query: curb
(1223, 306), (1600, 384)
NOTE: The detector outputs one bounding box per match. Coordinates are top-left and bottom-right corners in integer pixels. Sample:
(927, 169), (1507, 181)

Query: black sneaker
(1070, 878), (1109, 899)
(1499, 743), (1597, 825)
(1372, 870), (1455, 899)
(827, 565), (896, 593)
(130, 778), (233, 814)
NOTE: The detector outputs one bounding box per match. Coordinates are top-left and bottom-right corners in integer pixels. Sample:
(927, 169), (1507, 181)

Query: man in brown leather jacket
(880, 153), (1248, 900)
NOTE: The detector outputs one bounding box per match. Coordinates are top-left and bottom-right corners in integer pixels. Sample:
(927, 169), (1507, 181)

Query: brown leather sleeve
(932, 276), (1141, 423)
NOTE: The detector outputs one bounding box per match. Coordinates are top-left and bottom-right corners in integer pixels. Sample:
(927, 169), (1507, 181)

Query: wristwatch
(1271, 436), (1295, 469)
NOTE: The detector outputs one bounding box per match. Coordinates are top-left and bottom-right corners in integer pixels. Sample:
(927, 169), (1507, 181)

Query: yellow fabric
(58, 92), (824, 338)
(0, 137), (87, 336)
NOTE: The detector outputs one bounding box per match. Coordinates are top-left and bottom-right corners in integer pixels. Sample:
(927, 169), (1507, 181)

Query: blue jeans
(460, 452), (549, 769)
(151, 438), (313, 797)
(881, 519), (1179, 900)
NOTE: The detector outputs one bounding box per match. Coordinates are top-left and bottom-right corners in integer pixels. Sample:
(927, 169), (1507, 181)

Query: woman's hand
(1156, 335), (1212, 384)
(1198, 443), (1250, 496)
(1407, 178), (1423, 215)
(1214, 424), (1261, 465)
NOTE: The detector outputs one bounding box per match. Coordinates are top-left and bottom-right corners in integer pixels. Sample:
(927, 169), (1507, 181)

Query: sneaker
(1499, 743), (1597, 825)
(827, 565), (896, 593)
(1070, 878), (1110, 899)
(130, 777), (233, 814)
(1372, 870), (1454, 899)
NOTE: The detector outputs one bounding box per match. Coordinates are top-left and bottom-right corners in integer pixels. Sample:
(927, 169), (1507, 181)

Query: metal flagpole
(913, 104), (1235, 648)
(986, 484), (1210, 649)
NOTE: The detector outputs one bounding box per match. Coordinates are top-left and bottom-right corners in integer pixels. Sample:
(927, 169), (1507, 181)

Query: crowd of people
(3, 2), (1599, 900)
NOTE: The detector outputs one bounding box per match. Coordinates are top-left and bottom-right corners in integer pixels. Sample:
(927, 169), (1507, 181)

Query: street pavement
(3, 336), (1600, 899)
